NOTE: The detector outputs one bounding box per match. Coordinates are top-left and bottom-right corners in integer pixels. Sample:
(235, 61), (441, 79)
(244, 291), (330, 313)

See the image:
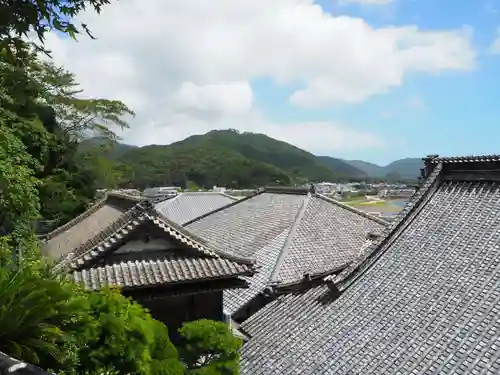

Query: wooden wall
(128, 290), (224, 343)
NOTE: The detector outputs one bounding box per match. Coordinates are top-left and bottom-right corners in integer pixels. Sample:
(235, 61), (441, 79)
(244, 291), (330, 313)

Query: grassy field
(347, 199), (404, 214)
(341, 196), (369, 203)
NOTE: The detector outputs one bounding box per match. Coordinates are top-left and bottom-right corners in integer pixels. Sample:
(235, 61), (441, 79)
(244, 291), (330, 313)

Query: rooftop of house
(155, 191), (238, 225)
(41, 192), (144, 260)
(41, 193), (255, 292)
(185, 186), (387, 317)
(239, 154), (500, 375)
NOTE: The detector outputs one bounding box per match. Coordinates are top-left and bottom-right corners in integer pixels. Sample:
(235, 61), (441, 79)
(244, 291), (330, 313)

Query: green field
(347, 199), (403, 214)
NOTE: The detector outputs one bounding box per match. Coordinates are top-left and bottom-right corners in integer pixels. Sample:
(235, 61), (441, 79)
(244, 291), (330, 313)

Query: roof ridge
(106, 191), (144, 201)
(42, 192), (143, 241)
(56, 205), (256, 272)
(43, 197), (107, 241)
(181, 191), (238, 198)
(261, 186), (311, 195)
(53, 205), (144, 272)
(314, 193), (390, 226)
(420, 154), (500, 182)
(268, 193), (311, 285)
(333, 162), (444, 290)
(148, 211), (256, 265)
(424, 154), (500, 165)
(182, 190), (262, 226)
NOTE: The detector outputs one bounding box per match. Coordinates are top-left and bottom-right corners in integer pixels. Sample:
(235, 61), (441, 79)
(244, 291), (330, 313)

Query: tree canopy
(0, 1), (243, 374)
(83, 129), (369, 190)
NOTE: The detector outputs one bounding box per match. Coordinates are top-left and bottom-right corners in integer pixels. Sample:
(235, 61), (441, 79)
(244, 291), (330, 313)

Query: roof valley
(268, 193), (311, 285)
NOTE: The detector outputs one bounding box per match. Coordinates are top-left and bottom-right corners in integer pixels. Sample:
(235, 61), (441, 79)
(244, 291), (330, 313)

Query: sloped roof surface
(62, 209), (255, 289)
(44, 195), (255, 289)
(73, 255), (252, 291)
(224, 228), (291, 315)
(240, 155), (500, 375)
(155, 192), (238, 225)
(41, 193), (143, 259)
(186, 187), (386, 316)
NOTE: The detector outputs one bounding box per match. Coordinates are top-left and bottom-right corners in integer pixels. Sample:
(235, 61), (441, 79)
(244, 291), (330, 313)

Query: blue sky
(49, 0), (500, 166)
(252, 0), (500, 165)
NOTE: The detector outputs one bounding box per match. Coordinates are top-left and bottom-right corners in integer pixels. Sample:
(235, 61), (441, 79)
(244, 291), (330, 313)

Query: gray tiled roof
(240, 155), (500, 375)
(59, 205), (254, 267)
(41, 193), (143, 259)
(46, 197), (256, 289)
(72, 255), (252, 291)
(224, 228), (291, 315)
(57, 209), (218, 271)
(185, 187), (386, 316)
(155, 192), (237, 225)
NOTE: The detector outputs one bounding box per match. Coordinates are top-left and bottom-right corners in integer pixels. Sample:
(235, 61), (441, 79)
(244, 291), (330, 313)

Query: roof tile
(73, 256), (252, 291)
(155, 192), (238, 225)
(186, 189), (386, 316)
(240, 156), (500, 375)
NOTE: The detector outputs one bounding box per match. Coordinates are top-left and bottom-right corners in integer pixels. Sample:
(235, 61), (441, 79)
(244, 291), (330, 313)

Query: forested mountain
(384, 158), (424, 179)
(78, 137), (138, 157)
(345, 158), (423, 179)
(101, 130), (367, 189)
(316, 156), (368, 179)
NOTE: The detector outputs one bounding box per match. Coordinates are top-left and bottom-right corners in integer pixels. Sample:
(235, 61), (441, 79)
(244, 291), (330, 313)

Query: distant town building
(379, 188), (415, 198)
(212, 186), (227, 193)
(314, 182), (337, 195)
(142, 186), (180, 200)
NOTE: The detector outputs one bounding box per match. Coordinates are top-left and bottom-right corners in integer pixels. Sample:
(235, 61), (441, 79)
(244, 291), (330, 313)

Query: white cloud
(171, 81), (253, 114)
(42, 0), (475, 153)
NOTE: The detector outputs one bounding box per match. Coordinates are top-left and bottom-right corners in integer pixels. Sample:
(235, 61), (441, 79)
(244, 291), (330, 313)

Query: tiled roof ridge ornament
(419, 154), (440, 184)
(262, 286), (274, 298)
(262, 186), (310, 195)
(425, 154), (500, 164)
(140, 198), (157, 212)
(366, 232), (380, 241)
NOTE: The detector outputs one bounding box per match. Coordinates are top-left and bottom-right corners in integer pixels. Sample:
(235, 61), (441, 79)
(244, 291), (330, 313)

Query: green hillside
(384, 158), (424, 179)
(104, 129), (366, 189)
(316, 156), (368, 179)
(345, 158), (423, 180)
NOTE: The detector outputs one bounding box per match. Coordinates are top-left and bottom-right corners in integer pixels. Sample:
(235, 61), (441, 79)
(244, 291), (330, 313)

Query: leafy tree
(76, 288), (184, 375)
(0, 252), (93, 372)
(178, 320), (242, 375)
(33, 60), (135, 142)
(0, 121), (40, 238)
(186, 181), (200, 191)
(97, 129), (373, 190)
(0, 0), (111, 58)
(0, 42), (134, 226)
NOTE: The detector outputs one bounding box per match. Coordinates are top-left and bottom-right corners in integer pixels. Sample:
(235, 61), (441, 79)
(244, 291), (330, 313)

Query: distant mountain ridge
(82, 130), (370, 189)
(79, 131), (423, 188)
(344, 158), (424, 179)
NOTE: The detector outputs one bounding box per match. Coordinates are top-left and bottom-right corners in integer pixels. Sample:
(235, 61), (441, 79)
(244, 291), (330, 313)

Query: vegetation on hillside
(0, 1), (243, 374)
(344, 158), (423, 180)
(85, 129), (368, 189)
